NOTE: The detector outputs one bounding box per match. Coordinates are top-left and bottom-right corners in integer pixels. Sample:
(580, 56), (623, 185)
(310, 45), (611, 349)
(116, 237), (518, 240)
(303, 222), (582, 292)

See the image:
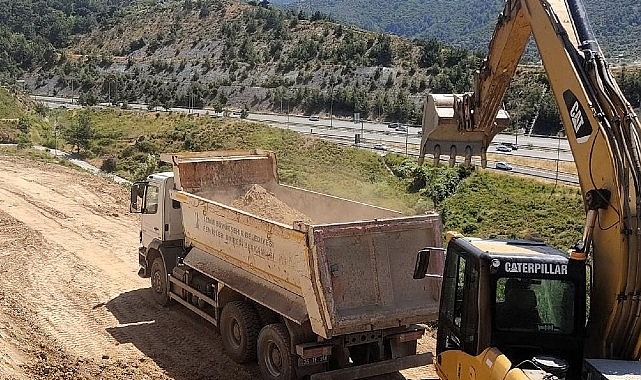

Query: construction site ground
(0, 154), (437, 380)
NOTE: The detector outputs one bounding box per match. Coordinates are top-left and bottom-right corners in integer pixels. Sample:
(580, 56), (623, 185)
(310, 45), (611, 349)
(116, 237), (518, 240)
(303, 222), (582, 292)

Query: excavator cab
(428, 235), (587, 379)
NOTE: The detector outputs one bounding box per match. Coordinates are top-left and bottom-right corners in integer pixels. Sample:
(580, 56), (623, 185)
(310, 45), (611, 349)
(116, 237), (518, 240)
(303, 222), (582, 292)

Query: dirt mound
(232, 184), (312, 225)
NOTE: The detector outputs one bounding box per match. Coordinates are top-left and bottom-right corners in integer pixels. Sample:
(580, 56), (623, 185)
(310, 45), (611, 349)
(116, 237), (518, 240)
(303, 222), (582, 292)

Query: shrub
(101, 155), (118, 172)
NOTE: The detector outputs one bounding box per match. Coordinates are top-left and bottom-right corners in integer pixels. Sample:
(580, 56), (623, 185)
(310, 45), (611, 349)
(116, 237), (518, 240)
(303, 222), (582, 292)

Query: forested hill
(271, 0), (641, 61)
(0, 0), (148, 80)
(2, 0), (640, 136)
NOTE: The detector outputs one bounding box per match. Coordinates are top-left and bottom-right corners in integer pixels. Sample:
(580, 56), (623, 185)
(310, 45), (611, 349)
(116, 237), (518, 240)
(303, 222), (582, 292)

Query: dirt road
(0, 154), (435, 380)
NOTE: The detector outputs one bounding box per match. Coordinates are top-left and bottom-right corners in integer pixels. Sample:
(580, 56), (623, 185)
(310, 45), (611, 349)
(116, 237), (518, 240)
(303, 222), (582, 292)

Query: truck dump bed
(162, 150), (442, 338)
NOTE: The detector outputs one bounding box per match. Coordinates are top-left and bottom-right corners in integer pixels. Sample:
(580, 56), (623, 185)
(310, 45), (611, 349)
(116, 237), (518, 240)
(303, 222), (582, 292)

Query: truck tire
(150, 256), (170, 306)
(220, 301), (260, 363)
(257, 324), (296, 380)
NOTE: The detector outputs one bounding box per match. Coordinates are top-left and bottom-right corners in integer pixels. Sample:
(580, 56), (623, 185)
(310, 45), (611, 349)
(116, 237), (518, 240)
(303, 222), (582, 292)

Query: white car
(373, 144), (388, 151)
(496, 144), (511, 152)
(309, 115), (320, 121)
(395, 125), (408, 132)
(495, 162), (513, 171)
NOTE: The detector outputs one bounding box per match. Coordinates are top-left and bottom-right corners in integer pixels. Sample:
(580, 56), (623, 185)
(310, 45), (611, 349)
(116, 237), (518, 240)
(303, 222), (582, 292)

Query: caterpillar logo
(563, 90), (592, 143)
(504, 262), (568, 275)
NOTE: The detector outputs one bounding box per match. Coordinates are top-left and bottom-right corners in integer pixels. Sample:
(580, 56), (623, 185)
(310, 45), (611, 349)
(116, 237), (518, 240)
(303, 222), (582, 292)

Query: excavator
(413, 0), (641, 379)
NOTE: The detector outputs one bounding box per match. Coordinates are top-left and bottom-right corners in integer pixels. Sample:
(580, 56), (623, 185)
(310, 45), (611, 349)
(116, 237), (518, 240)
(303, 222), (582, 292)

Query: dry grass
(487, 153), (577, 175)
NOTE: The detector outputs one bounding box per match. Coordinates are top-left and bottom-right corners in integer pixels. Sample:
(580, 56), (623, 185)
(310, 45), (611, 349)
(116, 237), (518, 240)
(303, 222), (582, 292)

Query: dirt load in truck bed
(231, 184), (313, 225)
(0, 153), (436, 380)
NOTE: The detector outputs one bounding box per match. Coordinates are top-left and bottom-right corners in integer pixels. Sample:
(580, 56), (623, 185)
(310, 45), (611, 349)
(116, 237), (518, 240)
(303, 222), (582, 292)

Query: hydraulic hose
(565, 0), (599, 54)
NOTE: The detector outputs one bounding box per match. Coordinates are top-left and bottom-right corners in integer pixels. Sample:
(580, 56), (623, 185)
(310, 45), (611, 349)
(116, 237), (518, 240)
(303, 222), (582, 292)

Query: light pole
(405, 128), (409, 156)
(53, 122), (58, 158)
(330, 85), (334, 128)
(70, 78), (74, 104)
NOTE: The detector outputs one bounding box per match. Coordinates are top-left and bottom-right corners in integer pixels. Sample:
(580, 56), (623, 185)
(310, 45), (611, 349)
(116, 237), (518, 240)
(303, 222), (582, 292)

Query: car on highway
(395, 125), (408, 132)
(387, 122), (400, 129)
(495, 162), (513, 171)
(373, 143), (389, 151)
(309, 115), (320, 121)
(496, 144), (512, 152)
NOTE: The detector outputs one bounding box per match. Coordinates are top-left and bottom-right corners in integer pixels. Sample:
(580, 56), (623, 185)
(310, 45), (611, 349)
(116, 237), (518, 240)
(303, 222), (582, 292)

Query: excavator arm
(420, 0), (641, 364)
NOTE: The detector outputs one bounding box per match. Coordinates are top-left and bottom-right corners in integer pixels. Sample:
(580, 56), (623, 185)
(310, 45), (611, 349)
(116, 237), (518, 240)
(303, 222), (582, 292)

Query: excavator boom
(419, 0), (641, 377)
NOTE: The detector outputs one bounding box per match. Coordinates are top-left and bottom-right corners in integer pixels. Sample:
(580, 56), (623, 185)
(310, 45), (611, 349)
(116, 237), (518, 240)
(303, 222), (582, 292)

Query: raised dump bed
(164, 150), (443, 339)
(134, 150), (443, 378)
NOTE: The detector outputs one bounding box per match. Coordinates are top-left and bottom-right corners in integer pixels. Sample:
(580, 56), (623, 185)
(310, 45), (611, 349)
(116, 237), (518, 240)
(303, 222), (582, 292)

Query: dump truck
(130, 150), (443, 380)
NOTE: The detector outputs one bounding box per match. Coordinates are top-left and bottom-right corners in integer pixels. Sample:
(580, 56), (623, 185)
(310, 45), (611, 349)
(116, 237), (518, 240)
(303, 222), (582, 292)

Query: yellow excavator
(414, 0), (641, 379)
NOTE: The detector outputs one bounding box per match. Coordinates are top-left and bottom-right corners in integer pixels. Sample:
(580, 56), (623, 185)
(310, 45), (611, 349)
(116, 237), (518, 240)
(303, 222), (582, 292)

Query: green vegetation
(2, 0), (640, 130)
(439, 171), (584, 250)
(275, 0), (641, 61)
(2, 81), (584, 250)
(384, 154), (583, 249)
(0, 87), (51, 146)
(48, 107), (423, 212)
(2, 0), (485, 125)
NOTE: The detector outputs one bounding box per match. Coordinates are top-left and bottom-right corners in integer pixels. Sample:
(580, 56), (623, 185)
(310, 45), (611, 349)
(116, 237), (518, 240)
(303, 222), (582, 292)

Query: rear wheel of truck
(220, 301), (260, 363)
(150, 256), (170, 306)
(257, 323), (296, 380)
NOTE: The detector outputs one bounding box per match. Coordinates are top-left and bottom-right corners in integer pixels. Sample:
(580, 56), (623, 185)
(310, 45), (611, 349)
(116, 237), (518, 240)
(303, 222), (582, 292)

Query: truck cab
(130, 172), (183, 278)
(426, 234), (586, 379)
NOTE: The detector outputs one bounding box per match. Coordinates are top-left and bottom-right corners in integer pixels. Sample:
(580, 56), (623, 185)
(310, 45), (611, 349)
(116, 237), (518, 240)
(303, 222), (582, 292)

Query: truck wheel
(257, 324), (296, 380)
(150, 256), (170, 306)
(220, 301), (260, 363)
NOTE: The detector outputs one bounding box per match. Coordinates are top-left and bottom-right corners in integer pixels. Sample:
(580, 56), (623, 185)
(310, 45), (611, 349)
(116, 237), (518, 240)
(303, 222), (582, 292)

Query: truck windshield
(495, 277), (575, 334)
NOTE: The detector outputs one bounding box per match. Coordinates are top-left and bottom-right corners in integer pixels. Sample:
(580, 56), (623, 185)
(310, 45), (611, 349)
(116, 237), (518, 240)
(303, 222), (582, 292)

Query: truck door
(131, 181), (164, 247)
(436, 248), (480, 356)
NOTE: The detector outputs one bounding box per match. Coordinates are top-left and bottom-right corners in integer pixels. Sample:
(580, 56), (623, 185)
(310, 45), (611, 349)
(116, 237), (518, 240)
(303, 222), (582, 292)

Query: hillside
(0, 86), (49, 145)
(272, 0), (641, 61)
(5, 0), (641, 136)
(22, 0), (482, 124)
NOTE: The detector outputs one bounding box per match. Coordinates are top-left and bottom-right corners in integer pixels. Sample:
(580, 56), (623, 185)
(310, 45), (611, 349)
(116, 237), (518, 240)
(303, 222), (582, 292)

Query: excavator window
(437, 250), (479, 354)
(495, 277), (575, 334)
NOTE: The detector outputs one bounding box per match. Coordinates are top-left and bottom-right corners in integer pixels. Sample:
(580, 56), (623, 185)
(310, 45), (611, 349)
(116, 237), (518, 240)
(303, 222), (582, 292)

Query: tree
(64, 111), (93, 154)
(418, 38), (442, 68)
(369, 34), (393, 66)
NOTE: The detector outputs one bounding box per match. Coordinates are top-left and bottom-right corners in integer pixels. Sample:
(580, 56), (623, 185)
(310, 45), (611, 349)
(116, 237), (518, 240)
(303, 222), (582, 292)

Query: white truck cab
(130, 172), (183, 277)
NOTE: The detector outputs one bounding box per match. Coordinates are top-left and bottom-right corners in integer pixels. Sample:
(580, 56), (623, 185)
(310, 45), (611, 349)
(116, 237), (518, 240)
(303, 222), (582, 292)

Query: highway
(33, 95), (578, 184)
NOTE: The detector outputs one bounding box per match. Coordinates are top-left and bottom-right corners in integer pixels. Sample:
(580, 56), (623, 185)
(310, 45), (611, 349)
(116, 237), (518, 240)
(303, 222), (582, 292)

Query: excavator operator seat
(496, 278), (541, 330)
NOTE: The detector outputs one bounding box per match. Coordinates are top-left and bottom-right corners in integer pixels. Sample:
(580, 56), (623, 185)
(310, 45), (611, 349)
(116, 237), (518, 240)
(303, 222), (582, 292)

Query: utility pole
(330, 85), (334, 128)
(53, 120), (58, 158)
(405, 128), (408, 156)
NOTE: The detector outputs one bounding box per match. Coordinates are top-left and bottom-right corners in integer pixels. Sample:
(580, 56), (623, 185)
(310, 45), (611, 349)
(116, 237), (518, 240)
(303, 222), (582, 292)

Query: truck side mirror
(130, 182), (147, 213)
(413, 248), (431, 279)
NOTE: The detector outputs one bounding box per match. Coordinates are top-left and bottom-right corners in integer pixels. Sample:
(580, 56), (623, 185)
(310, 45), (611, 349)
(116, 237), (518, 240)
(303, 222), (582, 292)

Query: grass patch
(4, 94), (585, 248)
(440, 169), (584, 250)
(0, 88), (26, 119)
(487, 153), (577, 175)
(53, 108), (427, 213)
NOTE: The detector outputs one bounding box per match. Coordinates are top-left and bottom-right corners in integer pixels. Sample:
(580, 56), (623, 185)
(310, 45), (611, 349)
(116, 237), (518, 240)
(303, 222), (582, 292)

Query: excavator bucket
(418, 94), (510, 168)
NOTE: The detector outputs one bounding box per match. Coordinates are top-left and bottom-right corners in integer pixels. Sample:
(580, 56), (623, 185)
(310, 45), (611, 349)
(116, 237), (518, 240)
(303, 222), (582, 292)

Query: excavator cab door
(436, 244), (482, 356)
